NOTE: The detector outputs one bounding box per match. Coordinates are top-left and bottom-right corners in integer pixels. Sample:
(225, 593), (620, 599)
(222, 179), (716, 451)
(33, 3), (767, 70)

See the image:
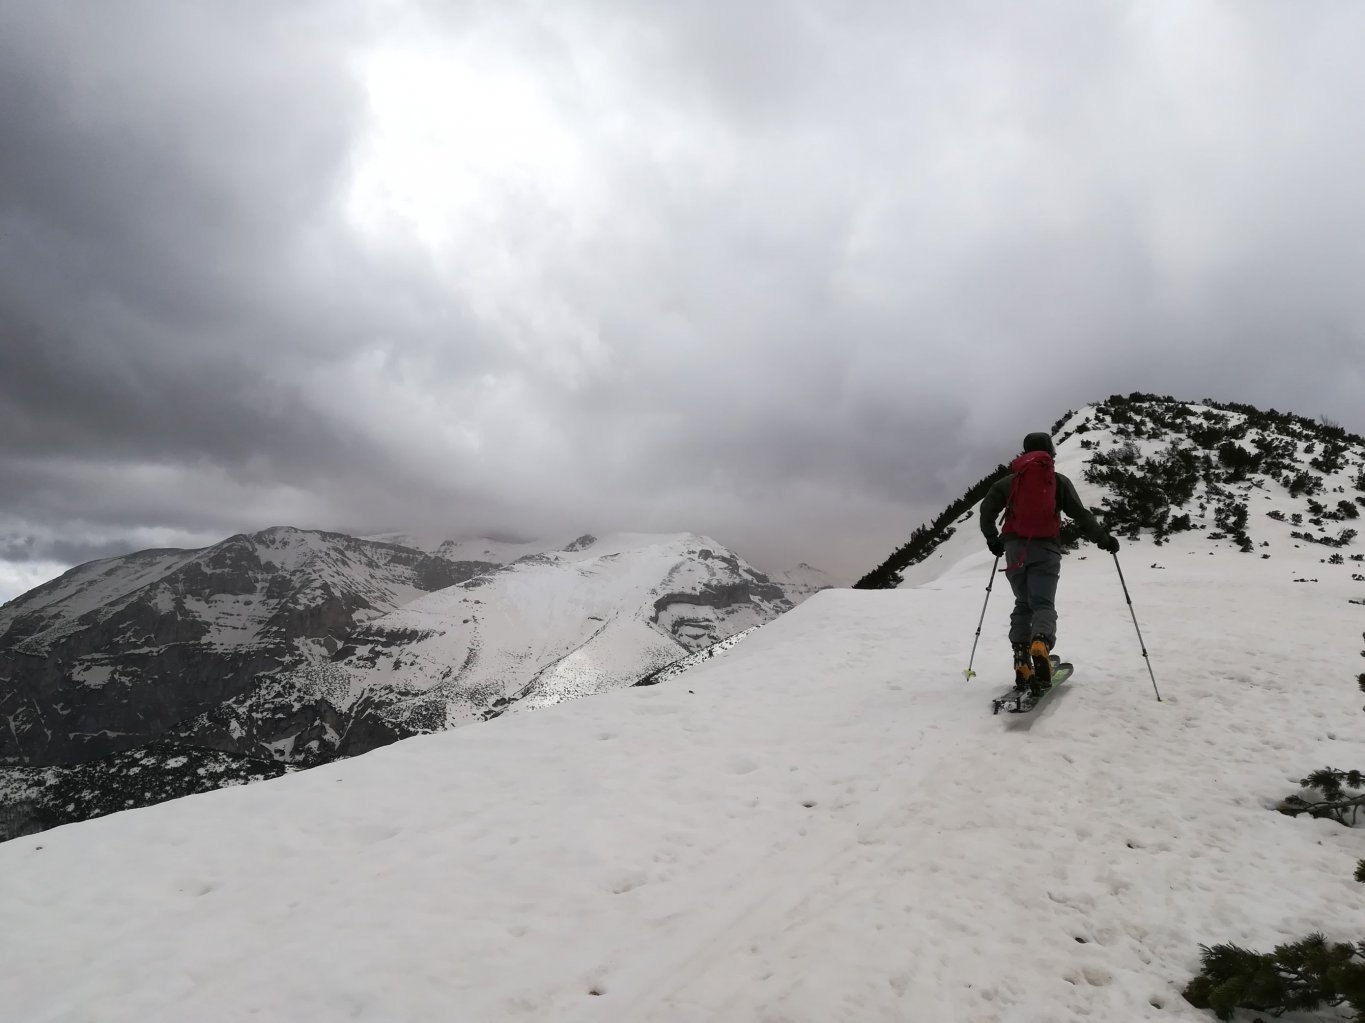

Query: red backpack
(1003, 451), (1060, 538)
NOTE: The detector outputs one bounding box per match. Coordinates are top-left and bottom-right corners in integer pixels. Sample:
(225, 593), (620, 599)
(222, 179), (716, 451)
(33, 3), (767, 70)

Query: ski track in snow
(3, 542), (1365, 1021)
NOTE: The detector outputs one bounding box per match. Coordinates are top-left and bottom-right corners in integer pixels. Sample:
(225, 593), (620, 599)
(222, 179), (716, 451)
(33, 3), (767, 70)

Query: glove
(987, 537), (1005, 558)
(1099, 534), (1119, 554)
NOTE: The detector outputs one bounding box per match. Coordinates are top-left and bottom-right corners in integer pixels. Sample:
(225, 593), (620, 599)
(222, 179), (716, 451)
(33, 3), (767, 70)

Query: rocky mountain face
(0, 529), (808, 839)
(0, 527), (497, 766)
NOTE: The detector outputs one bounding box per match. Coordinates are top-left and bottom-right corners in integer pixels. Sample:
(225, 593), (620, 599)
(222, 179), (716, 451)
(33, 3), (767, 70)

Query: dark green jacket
(979, 470), (1108, 545)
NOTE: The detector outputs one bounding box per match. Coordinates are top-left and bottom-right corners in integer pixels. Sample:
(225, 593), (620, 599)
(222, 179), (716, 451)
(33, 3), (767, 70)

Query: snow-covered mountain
(768, 562), (840, 600)
(362, 531), (572, 565)
(0, 526), (493, 765)
(2, 395), (1362, 1022)
(0, 528), (803, 838)
(231, 531), (794, 737)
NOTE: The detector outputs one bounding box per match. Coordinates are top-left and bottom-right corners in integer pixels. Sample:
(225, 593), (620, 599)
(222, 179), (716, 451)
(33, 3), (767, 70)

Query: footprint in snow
(605, 870), (648, 895)
(352, 824), (401, 844)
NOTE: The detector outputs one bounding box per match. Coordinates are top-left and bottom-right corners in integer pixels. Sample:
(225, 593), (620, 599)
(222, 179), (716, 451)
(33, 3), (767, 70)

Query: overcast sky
(2, 0), (1364, 599)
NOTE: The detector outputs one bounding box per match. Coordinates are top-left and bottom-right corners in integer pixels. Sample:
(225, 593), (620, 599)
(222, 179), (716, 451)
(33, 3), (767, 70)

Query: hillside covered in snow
(2, 395), (1362, 1021)
(859, 393), (1365, 590)
(0, 526), (494, 763)
(282, 532), (794, 733)
(0, 530), (807, 839)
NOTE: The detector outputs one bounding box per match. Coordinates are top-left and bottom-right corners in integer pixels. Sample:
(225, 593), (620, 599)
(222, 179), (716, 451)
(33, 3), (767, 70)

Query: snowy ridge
(0, 526), (471, 657)
(897, 397), (1365, 588)
(362, 531), (572, 564)
(0, 547), (198, 646)
(633, 626), (760, 688)
(2, 511), (1363, 1020)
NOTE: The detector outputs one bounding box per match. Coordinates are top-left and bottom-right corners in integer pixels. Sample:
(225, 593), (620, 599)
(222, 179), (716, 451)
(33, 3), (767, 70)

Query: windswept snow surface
(4, 535), (1364, 1022)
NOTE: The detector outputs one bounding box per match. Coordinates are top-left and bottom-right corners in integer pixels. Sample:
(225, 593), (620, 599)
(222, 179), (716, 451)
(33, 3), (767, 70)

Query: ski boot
(1028, 635), (1053, 696)
(1012, 643), (1033, 692)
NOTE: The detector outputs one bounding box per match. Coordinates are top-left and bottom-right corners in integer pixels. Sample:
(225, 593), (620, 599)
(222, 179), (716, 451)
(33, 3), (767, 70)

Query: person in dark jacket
(980, 432), (1118, 693)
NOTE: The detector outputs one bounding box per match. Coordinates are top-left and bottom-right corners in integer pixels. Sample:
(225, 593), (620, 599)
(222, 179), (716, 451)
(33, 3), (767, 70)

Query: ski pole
(1112, 553), (1162, 701)
(963, 556), (1000, 680)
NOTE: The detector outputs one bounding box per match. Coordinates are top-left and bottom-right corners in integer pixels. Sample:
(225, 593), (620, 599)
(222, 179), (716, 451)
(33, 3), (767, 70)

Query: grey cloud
(0, 306), (362, 469)
(2, 0), (1365, 600)
(0, 6), (355, 321)
(0, 533), (145, 568)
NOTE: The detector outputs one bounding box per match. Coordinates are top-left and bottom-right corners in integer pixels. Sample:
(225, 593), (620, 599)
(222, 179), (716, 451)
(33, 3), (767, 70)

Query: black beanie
(1022, 432), (1055, 455)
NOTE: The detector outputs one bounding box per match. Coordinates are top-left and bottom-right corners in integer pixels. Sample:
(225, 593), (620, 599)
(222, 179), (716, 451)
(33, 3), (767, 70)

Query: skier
(979, 432), (1119, 694)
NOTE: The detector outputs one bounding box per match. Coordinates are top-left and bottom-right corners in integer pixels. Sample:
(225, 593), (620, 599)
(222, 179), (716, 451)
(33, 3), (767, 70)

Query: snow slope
(3, 530), (1363, 1021)
(293, 532), (793, 730)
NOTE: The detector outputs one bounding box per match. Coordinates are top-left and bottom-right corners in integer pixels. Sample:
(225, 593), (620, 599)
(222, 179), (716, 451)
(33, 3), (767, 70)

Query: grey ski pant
(1003, 537), (1062, 648)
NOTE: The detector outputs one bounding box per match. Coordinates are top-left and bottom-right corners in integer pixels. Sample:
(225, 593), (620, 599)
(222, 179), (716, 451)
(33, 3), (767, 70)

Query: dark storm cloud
(0, 533), (135, 568)
(0, 306), (357, 468)
(2, 0), (1365, 598)
(0, 1), (517, 567)
(0, 6), (351, 320)
(0, 2), (373, 478)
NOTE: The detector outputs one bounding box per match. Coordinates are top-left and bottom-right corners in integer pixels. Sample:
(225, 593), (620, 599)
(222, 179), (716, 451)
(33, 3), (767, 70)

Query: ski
(991, 659), (1074, 715)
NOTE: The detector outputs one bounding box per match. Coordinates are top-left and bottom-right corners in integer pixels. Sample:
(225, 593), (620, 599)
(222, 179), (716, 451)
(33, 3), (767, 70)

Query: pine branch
(1281, 768), (1365, 826)
(1280, 792), (1365, 826)
(1185, 937), (1365, 1020)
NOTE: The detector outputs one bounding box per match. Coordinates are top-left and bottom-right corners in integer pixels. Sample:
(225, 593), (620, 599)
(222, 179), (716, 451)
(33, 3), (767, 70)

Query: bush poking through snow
(1279, 768), (1365, 826)
(1277, 655), (1365, 829)
(1082, 442), (1202, 542)
(1212, 498), (1255, 553)
(1182, 935), (1365, 1021)
(1187, 649), (1365, 1020)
